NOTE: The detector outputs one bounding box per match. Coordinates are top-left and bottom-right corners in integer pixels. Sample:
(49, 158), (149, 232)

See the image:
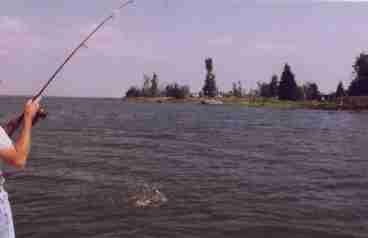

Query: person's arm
(3, 107), (46, 137)
(0, 100), (40, 169)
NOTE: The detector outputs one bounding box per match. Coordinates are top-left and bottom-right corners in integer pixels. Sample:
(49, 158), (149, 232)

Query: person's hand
(24, 99), (40, 121)
(32, 107), (47, 126)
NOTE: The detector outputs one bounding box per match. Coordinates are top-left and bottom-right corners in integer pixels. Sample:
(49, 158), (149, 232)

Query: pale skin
(0, 99), (40, 169)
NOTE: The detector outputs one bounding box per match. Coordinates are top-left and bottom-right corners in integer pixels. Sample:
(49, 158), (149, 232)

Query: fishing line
(3, 1), (170, 208)
(4, 0), (134, 138)
(33, 0), (135, 101)
(1, 1), (135, 178)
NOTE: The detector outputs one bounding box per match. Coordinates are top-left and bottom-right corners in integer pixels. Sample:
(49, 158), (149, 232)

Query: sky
(1, 0), (368, 98)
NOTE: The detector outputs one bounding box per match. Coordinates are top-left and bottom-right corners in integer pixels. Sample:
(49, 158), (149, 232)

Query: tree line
(255, 64), (323, 101)
(125, 57), (219, 99)
(126, 52), (368, 100)
(255, 52), (368, 101)
(125, 73), (191, 99)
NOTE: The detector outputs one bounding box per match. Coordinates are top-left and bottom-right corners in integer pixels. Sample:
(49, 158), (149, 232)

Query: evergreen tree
(348, 53), (368, 96)
(202, 58), (218, 97)
(278, 64), (299, 101)
(335, 81), (345, 98)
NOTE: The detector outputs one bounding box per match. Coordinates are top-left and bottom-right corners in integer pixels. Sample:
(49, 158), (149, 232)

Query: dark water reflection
(0, 96), (367, 238)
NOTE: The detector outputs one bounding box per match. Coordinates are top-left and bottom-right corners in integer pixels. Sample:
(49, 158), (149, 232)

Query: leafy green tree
(278, 64), (299, 101)
(348, 53), (368, 96)
(125, 86), (141, 98)
(257, 82), (271, 98)
(232, 82), (238, 96)
(335, 81), (345, 98)
(297, 86), (305, 101)
(142, 74), (151, 97)
(256, 75), (278, 98)
(237, 81), (243, 97)
(270, 74), (279, 98)
(150, 73), (159, 97)
(303, 82), (321, 100)
(179, 85), (190, 98)
(232, 81), (243, 97)
(165, 83), (190, 99)
(202, 58), (218, 97)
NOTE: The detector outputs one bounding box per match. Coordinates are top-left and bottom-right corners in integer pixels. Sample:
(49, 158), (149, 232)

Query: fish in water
(128, 184), (168, 208)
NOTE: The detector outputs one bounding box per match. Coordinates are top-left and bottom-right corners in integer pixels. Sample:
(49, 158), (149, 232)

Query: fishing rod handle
(5, 109), (47, 137)
(4, 114), (24, 137)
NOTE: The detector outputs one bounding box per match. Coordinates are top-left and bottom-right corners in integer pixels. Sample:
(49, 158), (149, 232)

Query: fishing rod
(4, 0), (134, 137)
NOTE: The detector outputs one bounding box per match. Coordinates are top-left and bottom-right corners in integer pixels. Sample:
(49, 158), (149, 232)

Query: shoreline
(123, 96), (353, 111)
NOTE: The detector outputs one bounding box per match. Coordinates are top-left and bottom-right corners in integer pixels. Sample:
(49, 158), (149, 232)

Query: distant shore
(123, 96), (354, 110)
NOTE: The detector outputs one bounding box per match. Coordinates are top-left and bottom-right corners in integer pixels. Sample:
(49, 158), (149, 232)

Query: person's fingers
(25, 98), (41, 118)
(34, 96), (42, 104)
(30, 98), (40, 109)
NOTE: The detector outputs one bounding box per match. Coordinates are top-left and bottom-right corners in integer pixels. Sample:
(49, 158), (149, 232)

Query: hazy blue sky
(1, 0), (368, 97)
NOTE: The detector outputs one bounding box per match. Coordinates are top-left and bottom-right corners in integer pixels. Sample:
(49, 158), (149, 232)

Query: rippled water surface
(0, 96), (367, 238)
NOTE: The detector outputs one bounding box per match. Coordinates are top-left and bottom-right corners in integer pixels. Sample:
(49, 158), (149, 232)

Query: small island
(124, 54), (368, 111)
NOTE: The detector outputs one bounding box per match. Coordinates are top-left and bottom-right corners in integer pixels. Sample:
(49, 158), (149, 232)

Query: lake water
(0, 96), (367, 238)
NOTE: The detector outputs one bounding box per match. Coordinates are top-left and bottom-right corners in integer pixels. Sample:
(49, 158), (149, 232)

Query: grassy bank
(124, 96), (343, 110)
(227, 98), (339, 110)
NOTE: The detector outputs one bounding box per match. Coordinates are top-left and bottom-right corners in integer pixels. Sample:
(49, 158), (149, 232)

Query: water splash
(128, 183), (168, 208)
